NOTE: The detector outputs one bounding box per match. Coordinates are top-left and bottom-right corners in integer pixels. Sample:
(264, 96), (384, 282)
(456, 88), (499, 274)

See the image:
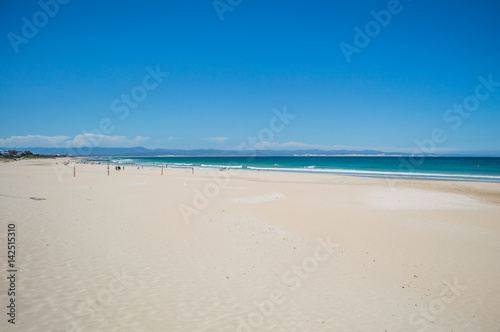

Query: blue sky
(1, 0), (499, 155)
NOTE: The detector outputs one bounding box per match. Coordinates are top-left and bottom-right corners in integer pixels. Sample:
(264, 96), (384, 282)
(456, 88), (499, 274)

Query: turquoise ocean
(86, 156), (500, 183)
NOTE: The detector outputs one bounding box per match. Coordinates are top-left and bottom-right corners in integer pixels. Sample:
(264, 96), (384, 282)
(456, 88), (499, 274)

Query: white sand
(231, 192), (286, 204)
(0, 159), (499, 331)
(365, 188), (493, 210)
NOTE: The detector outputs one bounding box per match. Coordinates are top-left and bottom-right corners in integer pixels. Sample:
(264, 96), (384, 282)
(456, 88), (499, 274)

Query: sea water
(87, 156), (500, 183)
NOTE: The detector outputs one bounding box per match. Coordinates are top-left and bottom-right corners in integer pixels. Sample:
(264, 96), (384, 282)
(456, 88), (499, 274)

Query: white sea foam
(168, 163), (194, 168)
(200, 164), (243, 169)
(246, 166), (500, 182)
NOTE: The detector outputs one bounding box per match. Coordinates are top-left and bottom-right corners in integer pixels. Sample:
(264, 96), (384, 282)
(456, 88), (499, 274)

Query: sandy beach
(1, 158), (500, 331)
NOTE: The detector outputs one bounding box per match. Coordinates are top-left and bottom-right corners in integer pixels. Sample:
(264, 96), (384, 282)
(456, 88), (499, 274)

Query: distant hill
(0, 146), (438, 157)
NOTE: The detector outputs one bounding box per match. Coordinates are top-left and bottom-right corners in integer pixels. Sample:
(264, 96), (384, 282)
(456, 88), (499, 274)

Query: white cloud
(0, 135), (455, 154)
(202, 137), (227, 143)
(250, 141), (455, 154)
(0, 134), (149, 148)
(0, 135), (71, 148)
(366, 146), (455, 154)
(69, 134), (149, 147)
(254, 141), (325, 150)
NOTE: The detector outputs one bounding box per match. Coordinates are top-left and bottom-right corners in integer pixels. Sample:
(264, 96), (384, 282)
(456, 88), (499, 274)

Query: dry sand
(0, 158), (499, 331)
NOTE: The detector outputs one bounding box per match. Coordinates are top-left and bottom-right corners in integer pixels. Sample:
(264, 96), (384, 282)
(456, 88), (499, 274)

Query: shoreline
(67, 157), (500, 205)
(76, 156), (500, 184)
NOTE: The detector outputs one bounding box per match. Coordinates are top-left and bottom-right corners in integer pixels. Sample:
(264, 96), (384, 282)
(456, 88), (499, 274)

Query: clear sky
(1, 0), (499, 155)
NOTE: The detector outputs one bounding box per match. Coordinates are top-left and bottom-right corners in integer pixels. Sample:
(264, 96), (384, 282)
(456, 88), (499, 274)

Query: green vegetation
(0, 150), (57, 162)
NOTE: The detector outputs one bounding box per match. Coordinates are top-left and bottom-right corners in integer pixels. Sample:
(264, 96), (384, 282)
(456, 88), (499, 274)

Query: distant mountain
(0, 146), (439, 157)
